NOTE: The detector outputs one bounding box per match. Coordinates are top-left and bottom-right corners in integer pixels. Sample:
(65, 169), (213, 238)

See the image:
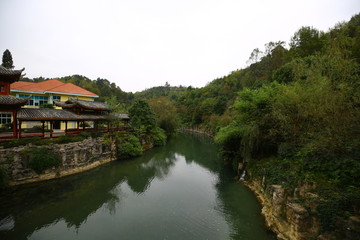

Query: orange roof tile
(10, 79), (98, 97)
(50, 82), (98, 96)
(11, 81), (36, 89)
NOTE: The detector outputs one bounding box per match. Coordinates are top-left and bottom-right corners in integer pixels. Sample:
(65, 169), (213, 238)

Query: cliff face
(0, 137), (116, 185)
(245, 178), (360, 240)
(245, 179), (319, 240)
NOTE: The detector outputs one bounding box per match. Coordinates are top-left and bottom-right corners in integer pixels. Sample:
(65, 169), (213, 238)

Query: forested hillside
(20, 13), (360, 238)
(140, 13), (360, 238)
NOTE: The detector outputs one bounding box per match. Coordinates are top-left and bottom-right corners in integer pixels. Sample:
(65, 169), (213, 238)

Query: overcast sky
(1, 0), (359, 92)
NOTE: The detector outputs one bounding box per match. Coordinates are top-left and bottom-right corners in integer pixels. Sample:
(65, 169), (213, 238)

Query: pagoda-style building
(0, 65), (129, 140)
(0, 66), (27, 138)
(14, 98), (129, 138)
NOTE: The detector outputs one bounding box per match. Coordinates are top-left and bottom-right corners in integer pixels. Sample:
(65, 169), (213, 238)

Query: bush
(1, 137), (42, 148)
(153, 127), (167, 146)
(25, 147), (61, 174)
(79, 131), (103, 139)
(116, 135), (142, 159)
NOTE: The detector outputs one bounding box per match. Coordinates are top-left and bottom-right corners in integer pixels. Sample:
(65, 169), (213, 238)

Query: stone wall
(245, 179), (320, 240)
(0, 137), (116, 186)
(244, 179), (360, 240)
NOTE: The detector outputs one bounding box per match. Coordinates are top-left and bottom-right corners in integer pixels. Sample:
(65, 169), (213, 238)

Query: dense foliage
(1, 49), (14, 69)
(128, 98), (157, 135)
(149, 96), (179, 135)
(211, 14), (360, 235)
(116, 134), (143, 159)
(23, 147), (61, 174)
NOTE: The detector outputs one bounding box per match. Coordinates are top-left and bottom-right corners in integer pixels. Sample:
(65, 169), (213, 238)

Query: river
(0, 133), (276, 240)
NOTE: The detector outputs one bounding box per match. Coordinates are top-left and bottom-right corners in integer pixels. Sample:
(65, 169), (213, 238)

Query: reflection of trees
(0, 164), (125, 240)
(172, 133), (222, 173)
(0, 145), (178, 240)
(175, 133), (276, 239)
(0, 133), (275, 240)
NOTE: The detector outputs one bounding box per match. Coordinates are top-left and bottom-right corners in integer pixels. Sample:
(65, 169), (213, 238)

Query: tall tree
(1, 49), (14, 69)
(289, 26), (325, 57)
(128, 99), (157, 135)
(149, 96), (179, 135)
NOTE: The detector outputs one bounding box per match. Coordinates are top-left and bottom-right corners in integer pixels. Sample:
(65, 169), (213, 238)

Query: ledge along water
(0, 133), (276, 240)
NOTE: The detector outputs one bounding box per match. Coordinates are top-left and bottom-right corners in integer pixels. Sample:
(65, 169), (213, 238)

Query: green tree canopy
(128, 98), (157, 134)
(149, 96), (179, 135)
(1, 49), (14, 69)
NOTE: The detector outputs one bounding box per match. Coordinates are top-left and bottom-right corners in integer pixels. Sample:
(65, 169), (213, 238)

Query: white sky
(1, 0), (359, 93)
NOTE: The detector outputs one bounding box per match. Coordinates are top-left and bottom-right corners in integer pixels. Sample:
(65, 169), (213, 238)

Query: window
(53, 96), (61, 101)
(0, 85), (4, 93)
(0, 113), (11, 124)
(52, 95), (61, 102)
(19, 95), (48, 106)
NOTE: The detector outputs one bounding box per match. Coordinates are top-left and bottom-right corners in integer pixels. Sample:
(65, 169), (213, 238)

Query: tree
(128, 99), (157, 134)
(149, 96), (179, 135)
(2, 49), (14, 69)
(289, 26), (325, 57)
(246, 48), (263, 65)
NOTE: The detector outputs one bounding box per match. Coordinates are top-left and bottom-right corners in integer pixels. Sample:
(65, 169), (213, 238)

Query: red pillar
(41, 121), (45, 138)
(12, 110), (17, 138)
(50, 121), (53, 138)
(18, 120), (22, 139)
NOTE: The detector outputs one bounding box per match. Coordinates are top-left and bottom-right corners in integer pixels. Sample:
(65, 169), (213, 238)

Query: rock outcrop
(245, 180), (319, 240)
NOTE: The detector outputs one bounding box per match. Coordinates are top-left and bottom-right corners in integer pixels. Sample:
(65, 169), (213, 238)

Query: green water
(0, 133), (276, 240)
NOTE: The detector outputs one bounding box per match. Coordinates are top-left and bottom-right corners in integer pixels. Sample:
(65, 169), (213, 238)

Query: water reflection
(0, 133), (275, 240)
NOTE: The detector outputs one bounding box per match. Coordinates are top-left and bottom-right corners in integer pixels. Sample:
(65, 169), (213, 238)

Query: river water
(0, 133), (276, 240)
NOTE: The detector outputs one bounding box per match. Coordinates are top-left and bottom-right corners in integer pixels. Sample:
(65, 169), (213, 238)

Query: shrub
(1, 137), (42, 148)
(116, 135), (142, 159)
(153, 127), (167, 146)
(79, 131), (103, 139)
(25, 147), (61, 174)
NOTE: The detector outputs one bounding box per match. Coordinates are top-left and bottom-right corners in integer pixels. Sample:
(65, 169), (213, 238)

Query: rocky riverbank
(244, 178), (360, 240)
(244, 179), (319, 240)
(0, 137), (116, 186)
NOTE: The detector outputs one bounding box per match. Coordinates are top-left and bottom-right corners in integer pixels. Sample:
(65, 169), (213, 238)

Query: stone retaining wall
(0, 137), (116, 185)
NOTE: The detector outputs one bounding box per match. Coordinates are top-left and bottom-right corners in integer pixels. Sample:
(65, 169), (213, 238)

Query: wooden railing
(0, 126), (130, 140)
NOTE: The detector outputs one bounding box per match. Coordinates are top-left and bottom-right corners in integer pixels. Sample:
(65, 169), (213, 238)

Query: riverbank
(243, 161), (360, 240)
(0, 137), (117, 186)
(243, 179), (319, 240)
(182, 129), (360, 239)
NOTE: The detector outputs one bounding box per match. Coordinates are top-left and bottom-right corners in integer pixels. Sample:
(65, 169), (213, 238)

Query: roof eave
(10, 90), (99, 98)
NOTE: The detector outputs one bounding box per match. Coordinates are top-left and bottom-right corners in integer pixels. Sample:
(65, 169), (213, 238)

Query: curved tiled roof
(0, 66), (25, 75)
(10, 79), (98, 97)
(0, 66), (25, 83)
(53, 101), (75, 108)
(54, 98), (110, 111)
(18, 108), (109, 121)
(70, 99), (109, 110)
(0, 95), (30, 105)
